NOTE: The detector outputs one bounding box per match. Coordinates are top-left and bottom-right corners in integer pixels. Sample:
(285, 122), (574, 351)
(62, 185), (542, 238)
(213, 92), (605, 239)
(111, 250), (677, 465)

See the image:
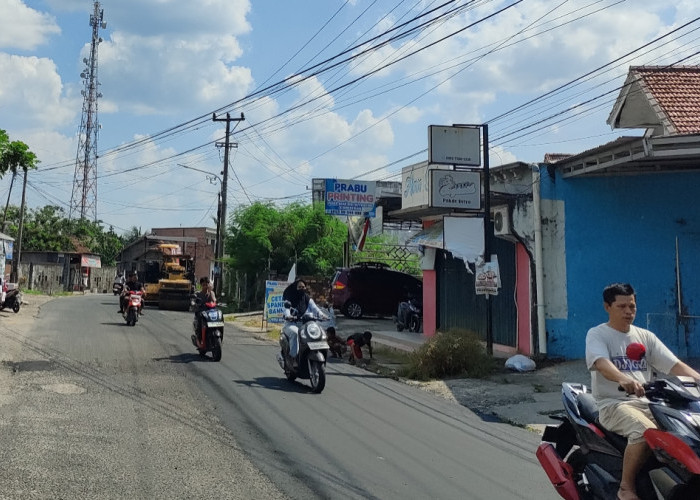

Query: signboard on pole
(324, 179), (376, 217)
(430, 170), (481, 209)
(428, 125), (481, 167)
(264, 280), (290, 324)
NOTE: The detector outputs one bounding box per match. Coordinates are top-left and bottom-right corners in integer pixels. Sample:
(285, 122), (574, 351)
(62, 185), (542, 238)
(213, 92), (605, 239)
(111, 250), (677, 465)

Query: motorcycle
(122, 290), (143, 326)
(112, 280), (124, 296)
(395, 297), (422, 333)
(277, 301), (329, 393)
(536, 343), (700, 500)
(0, 288), (22, 313)
(190, 296), (224, 362)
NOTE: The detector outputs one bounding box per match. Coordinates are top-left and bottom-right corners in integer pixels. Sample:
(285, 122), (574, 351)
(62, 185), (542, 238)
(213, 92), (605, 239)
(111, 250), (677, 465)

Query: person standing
(585, 283), (700, 500)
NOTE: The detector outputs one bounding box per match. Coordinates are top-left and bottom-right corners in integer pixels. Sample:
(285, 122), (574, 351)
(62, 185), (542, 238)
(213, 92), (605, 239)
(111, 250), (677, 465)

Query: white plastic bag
(505, 354), (536, 372)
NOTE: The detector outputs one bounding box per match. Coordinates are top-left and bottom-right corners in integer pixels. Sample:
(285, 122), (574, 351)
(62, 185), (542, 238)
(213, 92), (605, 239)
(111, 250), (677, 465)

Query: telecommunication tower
(70, 1), (106, 221)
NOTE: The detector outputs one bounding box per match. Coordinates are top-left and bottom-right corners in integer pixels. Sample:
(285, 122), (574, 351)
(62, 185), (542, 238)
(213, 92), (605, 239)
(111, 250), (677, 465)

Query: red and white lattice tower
(70, 1), (106, 221)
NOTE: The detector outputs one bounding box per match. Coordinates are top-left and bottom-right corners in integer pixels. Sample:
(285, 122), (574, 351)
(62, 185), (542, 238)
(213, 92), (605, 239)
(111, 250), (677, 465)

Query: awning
(407, 221), (445, 249)
(407, 217), (485, 264)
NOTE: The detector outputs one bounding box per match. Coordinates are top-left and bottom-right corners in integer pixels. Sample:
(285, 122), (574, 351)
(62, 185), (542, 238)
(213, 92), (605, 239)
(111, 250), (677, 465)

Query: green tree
(225, 202), (346, 308)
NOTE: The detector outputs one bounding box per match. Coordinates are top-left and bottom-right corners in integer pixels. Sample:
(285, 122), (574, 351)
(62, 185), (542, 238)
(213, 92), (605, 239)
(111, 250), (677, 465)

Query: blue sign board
(324, 179), (376, 217)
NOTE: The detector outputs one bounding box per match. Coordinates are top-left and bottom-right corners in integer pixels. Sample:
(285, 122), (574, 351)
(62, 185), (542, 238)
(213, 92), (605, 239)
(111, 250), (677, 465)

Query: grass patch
(23, 289), (72, 297)
(398, 329), (499, 381)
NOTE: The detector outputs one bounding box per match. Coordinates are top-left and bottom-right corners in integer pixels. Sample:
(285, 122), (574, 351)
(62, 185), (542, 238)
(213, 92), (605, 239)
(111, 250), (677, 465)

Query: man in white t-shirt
(585, 283), (700, 500)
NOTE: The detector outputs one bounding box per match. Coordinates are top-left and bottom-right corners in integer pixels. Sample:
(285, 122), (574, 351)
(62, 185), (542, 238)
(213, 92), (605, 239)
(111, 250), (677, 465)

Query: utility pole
(12, 169), (27, 284)
(212, 112), (244, 297)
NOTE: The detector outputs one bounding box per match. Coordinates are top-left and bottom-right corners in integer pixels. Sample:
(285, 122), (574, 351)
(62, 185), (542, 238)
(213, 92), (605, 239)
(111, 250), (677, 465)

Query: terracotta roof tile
(631, 65), (700, 134)
(543, 153), (573, 164)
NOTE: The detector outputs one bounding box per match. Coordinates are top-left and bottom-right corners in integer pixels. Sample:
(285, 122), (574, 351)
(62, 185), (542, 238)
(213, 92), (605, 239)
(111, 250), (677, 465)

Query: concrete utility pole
(212, 112), (244, 297)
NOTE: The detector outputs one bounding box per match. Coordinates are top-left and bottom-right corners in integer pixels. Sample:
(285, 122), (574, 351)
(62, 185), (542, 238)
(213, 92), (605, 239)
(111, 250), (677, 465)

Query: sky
(1, 0), (699, 236)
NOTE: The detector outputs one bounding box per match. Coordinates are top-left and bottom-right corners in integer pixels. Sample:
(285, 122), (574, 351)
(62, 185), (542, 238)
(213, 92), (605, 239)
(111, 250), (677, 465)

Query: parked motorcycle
(277, 301), (329, 393)
(536, 343), (700, 499)
(190, 296), (224, 361)
(0, 288), (22, 313)
(395, 297), (422, 333)
(122, 290), (143, 326)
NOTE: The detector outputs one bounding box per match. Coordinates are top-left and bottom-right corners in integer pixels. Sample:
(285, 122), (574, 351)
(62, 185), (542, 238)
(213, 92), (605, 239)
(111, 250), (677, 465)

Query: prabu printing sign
(324, 179), (377, 217)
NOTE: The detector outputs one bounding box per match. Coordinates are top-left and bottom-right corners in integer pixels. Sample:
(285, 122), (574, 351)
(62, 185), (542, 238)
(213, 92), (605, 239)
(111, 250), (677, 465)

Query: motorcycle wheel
(308, 359), (326, 393)
(396, 321), (404, 332)
(409, 315), (421, 333)
(211, 334), (222, 362)
(127, 309), (136, 326)
(12, 302), (20, 313)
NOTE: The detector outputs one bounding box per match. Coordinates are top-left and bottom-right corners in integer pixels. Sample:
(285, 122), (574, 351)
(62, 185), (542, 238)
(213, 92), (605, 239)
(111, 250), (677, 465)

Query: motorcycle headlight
(306, 322), (322, 340)
(207, 310), (222, 321)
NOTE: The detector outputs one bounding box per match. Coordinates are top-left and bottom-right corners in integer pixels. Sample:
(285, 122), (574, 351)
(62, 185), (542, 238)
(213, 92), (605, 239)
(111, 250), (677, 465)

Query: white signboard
(475, 257), (500, 296)
(324, 179), (376, 217)
(401, 162), (452, 210)
(430, 170), (481, 209)
(429, 125), (481, 167)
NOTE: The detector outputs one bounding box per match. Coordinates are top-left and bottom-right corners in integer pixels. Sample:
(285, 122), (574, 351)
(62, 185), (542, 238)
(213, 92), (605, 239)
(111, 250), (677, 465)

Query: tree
(0, 131), (39, 232)
(225, 202), (346, 307)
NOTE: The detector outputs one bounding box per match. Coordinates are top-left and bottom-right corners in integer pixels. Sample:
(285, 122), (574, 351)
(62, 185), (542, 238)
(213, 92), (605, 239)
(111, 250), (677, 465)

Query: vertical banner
(264, 281), (290, 324)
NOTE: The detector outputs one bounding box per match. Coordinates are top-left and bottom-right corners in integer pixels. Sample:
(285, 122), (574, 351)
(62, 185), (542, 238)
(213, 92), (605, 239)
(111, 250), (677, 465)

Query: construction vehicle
(138, 243), (195, 310)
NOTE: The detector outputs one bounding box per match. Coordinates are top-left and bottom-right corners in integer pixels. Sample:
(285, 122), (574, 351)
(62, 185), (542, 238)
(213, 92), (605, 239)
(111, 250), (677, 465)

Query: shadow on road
(232, 376), (315, 393)
(152, 353), (214, 363)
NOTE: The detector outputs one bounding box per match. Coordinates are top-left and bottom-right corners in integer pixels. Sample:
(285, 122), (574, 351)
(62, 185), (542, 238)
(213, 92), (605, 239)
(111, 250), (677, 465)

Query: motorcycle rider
(282, 279), (328, 364)
(119, 271), (144, 315)
(194, 276), (216, 347)
(585, 282), (700, 500)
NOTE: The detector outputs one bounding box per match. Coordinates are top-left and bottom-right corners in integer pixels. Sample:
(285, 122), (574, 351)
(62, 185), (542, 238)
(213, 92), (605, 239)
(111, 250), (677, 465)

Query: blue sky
(1, 0), (698, 235)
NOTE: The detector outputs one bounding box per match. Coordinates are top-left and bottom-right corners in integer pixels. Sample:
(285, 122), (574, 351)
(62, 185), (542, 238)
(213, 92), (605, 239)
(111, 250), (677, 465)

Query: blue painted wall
(540, 166), (700, 359)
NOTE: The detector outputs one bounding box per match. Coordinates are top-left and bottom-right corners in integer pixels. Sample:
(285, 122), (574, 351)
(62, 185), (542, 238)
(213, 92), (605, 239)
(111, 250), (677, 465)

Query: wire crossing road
(0, 294), (558, 499)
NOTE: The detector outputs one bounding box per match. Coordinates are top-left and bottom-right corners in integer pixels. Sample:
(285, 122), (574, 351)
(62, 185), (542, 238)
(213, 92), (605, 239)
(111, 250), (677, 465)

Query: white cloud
(0, 53), (78, 131)
(0, 0), (60, 50)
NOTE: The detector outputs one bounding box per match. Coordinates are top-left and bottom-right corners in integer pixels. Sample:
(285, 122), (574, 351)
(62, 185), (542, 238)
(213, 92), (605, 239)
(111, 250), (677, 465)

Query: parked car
(330, 262), (422, 319)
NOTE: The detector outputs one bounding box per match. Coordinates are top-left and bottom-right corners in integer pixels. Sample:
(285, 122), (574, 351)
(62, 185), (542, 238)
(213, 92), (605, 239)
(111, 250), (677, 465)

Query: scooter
(0, 288), (22, 313)
(191, 296), (224, 362)
(122, 290), (143, 326)
(536, 343), (700, 499)
(395, 297), (422, 333)
(112, 281), (124, 296)
(277, 301), (329, 393)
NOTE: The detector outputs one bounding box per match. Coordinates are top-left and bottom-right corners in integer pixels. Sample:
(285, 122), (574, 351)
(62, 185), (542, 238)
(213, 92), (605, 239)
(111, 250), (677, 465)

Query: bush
(399, 329), (496, 380)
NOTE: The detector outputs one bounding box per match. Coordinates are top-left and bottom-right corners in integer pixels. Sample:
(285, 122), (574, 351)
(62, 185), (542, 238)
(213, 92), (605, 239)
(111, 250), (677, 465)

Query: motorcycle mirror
(283, 300), (292, 309)
(626, 343), (646, 361)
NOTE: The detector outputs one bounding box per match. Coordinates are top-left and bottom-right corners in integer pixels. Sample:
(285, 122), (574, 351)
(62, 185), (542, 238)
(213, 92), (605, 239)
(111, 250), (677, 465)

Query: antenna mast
(70, 1), (106, 221)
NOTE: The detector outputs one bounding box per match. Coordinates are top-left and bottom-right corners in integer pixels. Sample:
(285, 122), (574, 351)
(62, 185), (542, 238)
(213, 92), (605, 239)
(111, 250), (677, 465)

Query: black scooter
(1, 288), (22, 313)
(395, 297), (422, 333)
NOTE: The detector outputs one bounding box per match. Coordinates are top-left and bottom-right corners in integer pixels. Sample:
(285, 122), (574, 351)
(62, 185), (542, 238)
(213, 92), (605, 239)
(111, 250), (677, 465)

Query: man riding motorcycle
(119, 272), (144, 315)
(193, 276), (216, 348)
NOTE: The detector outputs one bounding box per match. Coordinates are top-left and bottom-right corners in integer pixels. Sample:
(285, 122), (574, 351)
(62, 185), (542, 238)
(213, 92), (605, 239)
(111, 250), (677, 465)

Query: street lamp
(177, 163), (224, 291)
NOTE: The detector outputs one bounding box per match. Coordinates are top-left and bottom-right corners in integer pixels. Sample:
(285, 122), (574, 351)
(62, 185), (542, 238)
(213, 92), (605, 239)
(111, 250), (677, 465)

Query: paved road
(0, 295), (558, 499)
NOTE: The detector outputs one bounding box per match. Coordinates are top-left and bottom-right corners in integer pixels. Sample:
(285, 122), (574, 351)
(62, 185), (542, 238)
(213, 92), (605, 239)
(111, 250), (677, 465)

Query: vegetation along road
(0, 294), (558, 499)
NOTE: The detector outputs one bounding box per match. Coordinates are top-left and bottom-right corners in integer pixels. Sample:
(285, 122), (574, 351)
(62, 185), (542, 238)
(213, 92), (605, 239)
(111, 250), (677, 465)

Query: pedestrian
(585, 282), (700, 500)
(326, 326), (346, 358)
(347, 331), (373, 365)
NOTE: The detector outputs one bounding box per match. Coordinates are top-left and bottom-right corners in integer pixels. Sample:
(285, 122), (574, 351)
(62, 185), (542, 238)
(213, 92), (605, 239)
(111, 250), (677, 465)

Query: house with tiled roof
(534, 65), (700, 358)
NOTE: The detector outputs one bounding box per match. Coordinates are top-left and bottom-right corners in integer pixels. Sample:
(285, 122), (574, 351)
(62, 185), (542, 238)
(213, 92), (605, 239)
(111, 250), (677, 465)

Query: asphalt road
(0, 294), (558, 500)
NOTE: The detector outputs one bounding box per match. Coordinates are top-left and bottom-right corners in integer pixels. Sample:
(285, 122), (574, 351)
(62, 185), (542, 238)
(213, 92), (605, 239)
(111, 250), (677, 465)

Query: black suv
(330, 262), (422, 319)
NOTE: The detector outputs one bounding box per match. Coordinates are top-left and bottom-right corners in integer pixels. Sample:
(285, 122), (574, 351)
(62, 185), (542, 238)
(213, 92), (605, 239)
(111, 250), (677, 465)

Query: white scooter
(277, 301), (330, 393)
